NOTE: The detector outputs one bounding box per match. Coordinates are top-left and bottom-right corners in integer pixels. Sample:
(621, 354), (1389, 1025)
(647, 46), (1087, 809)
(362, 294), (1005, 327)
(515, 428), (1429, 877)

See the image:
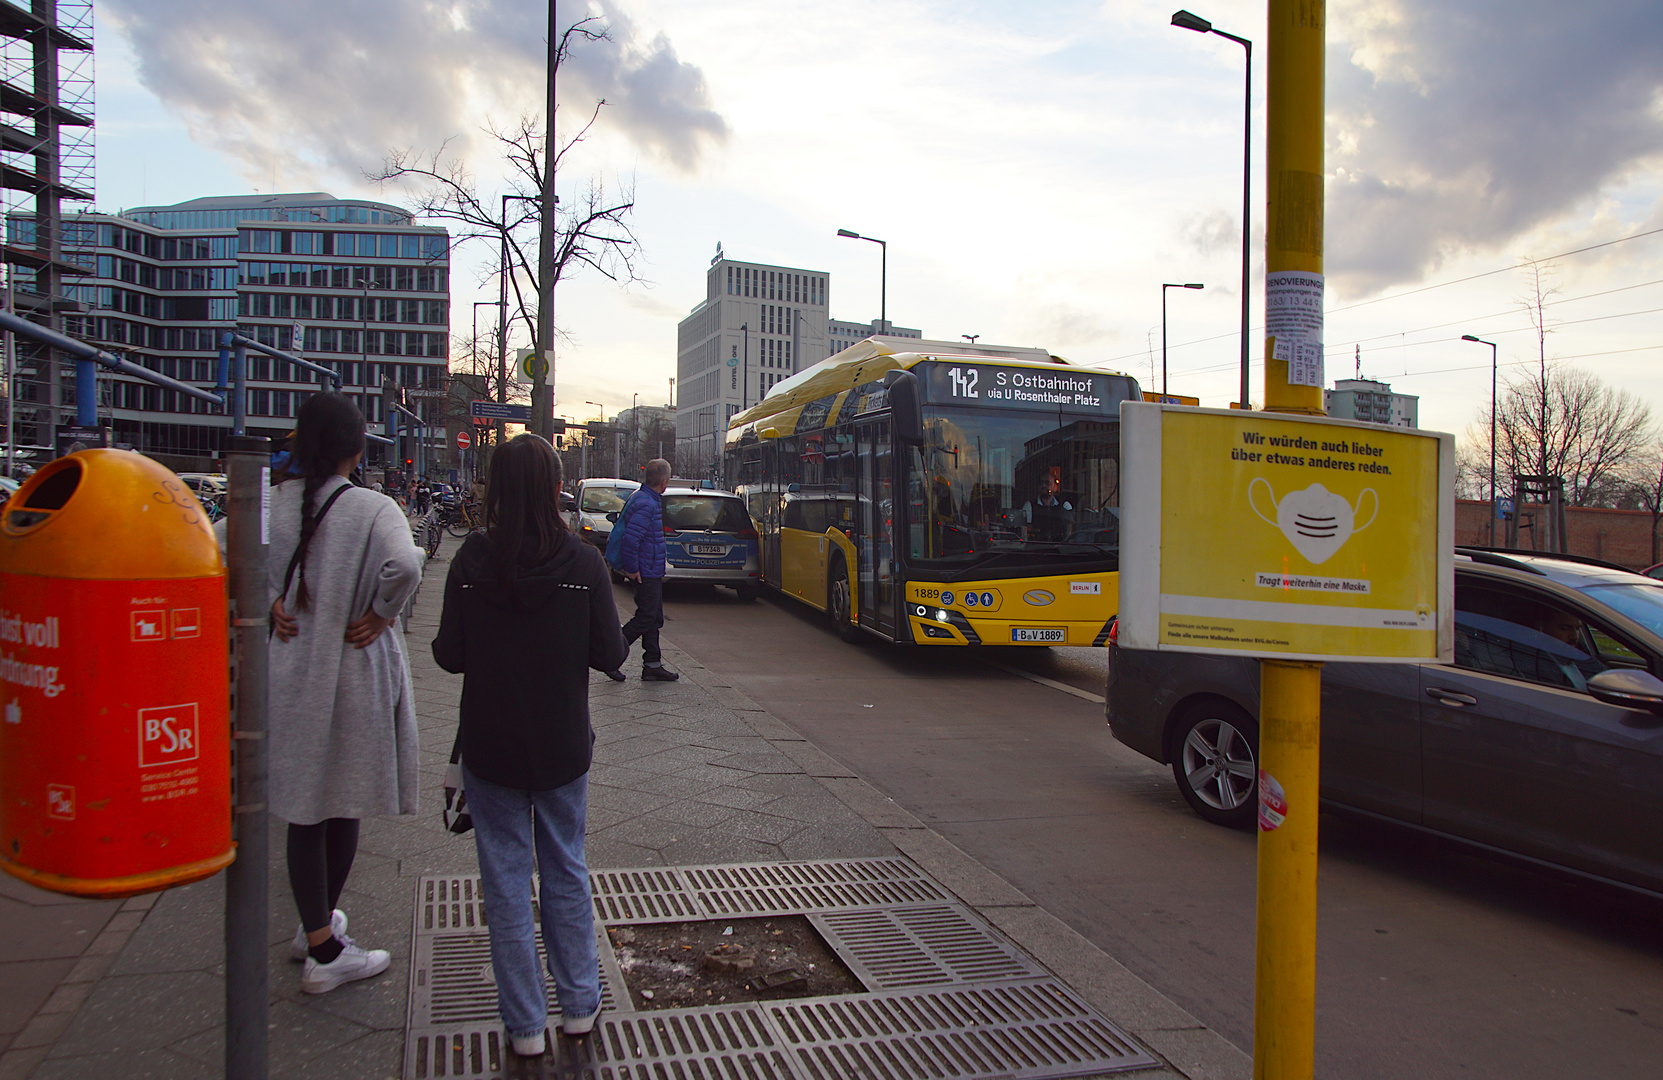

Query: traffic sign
(469, 400), (531, 421)
(456, 430), (472, 451)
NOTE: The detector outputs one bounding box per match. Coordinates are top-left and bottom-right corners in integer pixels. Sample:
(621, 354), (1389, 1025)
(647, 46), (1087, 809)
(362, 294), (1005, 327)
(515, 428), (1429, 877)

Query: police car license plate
(690, 543), (728, 556)
(1012, 627), (1066, 643)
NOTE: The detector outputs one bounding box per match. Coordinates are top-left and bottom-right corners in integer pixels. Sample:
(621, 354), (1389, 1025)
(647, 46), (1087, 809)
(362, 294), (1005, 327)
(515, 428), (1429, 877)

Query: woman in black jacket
(432, 434), (626, 1056)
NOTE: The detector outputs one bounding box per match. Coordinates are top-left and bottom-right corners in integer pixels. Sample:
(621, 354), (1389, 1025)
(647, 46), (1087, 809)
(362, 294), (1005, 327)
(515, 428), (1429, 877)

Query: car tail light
(663, 526), (677, 535)
(736, 527), (758, 539)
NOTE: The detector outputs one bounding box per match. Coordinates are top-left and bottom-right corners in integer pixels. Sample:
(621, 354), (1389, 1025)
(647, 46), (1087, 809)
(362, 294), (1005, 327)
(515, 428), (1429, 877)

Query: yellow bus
(725, 338), (1143, 646)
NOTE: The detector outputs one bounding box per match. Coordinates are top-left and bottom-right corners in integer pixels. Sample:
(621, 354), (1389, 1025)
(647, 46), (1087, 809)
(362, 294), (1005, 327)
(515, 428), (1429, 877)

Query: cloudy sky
(92, 0), (1663, 441)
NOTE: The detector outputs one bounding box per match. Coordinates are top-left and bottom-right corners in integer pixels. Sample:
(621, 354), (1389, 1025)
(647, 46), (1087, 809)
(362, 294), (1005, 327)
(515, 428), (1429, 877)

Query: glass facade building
(43, 193), (451, 470)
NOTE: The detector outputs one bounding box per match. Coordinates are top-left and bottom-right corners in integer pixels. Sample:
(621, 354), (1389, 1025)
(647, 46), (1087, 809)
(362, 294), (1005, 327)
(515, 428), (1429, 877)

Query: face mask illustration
(1248, 479), (1377, 565)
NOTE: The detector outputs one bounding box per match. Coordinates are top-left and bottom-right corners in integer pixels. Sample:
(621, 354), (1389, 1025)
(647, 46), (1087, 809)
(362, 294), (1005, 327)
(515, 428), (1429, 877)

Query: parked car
(1107, 548), (1663, 897)
(177, 472), (227, 501)
(568, 478), (640, 549)
(661, 485), (762, 601)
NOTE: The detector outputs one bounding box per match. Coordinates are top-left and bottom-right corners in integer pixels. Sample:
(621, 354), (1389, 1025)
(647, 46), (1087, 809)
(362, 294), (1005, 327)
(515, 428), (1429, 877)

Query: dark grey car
(1107, 550), (1663, 898)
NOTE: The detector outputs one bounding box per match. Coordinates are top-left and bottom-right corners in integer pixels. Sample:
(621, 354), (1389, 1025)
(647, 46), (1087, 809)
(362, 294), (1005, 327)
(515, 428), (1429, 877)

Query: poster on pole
(1118, 402), (1453, 663)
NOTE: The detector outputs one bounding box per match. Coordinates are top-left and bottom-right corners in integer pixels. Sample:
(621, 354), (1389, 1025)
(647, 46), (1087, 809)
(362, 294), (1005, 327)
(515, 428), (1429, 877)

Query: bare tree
(1467, 365), (1655, 508)
(1616, 443), (1663, 565)
(368, 17), (642, 354)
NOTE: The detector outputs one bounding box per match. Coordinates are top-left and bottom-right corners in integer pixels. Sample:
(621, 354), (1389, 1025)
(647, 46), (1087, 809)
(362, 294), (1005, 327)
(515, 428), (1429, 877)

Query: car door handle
(1425, 687), (1478, 707)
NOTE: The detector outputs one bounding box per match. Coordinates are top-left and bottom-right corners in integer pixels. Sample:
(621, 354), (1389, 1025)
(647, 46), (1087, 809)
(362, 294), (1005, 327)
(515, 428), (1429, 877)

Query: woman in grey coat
(268, 392), (423, 994)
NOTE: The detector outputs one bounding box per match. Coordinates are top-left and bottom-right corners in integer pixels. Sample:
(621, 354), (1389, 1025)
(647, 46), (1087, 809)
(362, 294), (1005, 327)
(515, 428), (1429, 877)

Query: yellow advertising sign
(1119, 403), (1453, 663)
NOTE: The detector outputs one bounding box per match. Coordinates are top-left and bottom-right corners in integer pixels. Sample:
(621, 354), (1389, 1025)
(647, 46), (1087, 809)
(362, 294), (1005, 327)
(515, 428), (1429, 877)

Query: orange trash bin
(0, 449), (234, 897)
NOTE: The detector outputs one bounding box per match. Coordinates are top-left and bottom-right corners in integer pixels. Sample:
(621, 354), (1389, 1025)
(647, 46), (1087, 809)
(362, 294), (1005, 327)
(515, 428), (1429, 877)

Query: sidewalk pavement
(0, 533), (1250, 1080)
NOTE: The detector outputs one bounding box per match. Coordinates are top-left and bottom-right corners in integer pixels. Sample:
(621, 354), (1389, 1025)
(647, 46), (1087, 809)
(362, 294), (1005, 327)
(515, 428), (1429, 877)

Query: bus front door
(856, 419), (898, 638)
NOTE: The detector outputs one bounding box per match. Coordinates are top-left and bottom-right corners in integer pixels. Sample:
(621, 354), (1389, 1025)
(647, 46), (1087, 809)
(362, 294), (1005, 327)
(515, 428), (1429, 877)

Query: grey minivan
(1107, 549), (1663, 898)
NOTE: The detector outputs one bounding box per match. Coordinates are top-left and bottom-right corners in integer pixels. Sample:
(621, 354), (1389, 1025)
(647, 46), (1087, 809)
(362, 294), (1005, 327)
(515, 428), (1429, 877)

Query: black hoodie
(431, 530), (627, 790)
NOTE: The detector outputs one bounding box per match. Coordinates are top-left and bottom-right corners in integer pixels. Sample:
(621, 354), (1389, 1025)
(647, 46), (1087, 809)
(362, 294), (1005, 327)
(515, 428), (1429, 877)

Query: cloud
(100, 0), (727, 189)
(1327, 0), (1663, 297)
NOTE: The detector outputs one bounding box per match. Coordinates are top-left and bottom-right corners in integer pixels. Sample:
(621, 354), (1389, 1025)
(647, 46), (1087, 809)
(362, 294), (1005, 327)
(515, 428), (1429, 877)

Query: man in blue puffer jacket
(613, 458), (679, 682)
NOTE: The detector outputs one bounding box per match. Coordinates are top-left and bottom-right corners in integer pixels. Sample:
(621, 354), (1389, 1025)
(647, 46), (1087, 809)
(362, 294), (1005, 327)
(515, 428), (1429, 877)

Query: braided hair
(289, 392), (366, 611)
(486, 433), (567, 591)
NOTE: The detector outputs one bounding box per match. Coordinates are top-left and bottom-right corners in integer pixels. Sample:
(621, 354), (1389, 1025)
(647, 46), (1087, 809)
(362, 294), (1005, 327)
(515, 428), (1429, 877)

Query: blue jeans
(462, 766), (600, 1038)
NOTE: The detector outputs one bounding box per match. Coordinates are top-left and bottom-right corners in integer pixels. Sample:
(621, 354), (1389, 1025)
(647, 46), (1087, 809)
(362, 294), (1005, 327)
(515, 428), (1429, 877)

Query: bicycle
(444, 499), (483, 538)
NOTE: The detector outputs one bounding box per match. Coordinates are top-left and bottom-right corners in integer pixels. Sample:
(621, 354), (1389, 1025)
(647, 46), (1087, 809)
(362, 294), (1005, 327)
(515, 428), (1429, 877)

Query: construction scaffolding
(0, 0), (96, 474)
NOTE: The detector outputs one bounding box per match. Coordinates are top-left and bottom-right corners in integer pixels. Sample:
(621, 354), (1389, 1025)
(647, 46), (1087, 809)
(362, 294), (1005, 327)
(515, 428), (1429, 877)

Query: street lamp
(1162, 283), (1205, 395)
(1172, 10), (1251, 410)
(836, 229), (887, 330)
(962, 334), (980, 345)
(585, 400), (603, 480)
(1462, 334), (1500, 546)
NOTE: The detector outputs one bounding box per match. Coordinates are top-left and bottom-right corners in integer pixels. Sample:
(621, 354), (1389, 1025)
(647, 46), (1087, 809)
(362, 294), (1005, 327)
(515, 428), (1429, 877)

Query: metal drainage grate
(768, 980), (1158, 1079)
(406, 862), (1160, 1080)
(409, 927), (629, 1028)
(680, 858), (952, 919)
(809, 904), (1041, 989)
(419, 875), (488, 935)
(590, 866), (701, 923)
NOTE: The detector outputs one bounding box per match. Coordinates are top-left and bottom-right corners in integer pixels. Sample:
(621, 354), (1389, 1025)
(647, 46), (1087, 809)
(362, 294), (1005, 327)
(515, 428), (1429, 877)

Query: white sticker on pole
(1265, 271), (1324, 387)
(260, 466), (271, 545)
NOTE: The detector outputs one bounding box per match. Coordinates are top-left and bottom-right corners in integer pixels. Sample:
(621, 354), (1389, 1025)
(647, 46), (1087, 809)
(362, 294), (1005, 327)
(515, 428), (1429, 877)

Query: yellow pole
(1253, 659), (1321, 1079)
(1258, 3), (1326, 1078)
(1263, 0), (1325, 416)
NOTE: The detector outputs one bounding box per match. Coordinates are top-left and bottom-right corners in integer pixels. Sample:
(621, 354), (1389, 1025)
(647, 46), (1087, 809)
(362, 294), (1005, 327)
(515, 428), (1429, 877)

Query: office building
(1324, 377), (1419, 428)
(1, 0), (95, 465)
(43, 193), (450, 472)
(676, 256), (832, 473)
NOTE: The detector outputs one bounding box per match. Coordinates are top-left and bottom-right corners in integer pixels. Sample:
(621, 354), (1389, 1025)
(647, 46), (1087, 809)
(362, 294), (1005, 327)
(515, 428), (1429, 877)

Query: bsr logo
(139, 703), (199, 767)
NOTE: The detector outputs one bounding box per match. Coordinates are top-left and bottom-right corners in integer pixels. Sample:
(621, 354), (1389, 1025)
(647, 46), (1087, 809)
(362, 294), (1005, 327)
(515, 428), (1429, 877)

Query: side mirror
(1587, 668), (1663, 714)
(605, 511), (620, 523)
(885, 369), (924, 445)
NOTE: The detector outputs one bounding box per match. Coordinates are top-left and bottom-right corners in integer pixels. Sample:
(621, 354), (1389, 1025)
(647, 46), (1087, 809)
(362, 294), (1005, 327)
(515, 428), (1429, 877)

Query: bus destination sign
(916, 362), (1119, 413)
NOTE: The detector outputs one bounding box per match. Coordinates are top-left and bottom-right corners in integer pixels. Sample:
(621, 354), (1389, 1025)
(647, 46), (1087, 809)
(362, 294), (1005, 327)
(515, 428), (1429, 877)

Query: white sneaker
(300, 940), (390, 994)
(290, 909), (348, 961)
(562, 1007), (601, 1037)
(509, 1030), (546, 1057)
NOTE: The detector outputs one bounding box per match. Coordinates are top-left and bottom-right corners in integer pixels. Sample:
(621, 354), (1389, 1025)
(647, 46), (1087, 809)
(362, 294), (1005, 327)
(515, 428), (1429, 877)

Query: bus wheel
(828, 558), (860, 642)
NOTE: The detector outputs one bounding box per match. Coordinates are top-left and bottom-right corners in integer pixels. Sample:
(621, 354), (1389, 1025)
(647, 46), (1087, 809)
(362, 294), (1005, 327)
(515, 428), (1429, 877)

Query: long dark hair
(290, 392), (366, 611)
(486, 433), (567, 589)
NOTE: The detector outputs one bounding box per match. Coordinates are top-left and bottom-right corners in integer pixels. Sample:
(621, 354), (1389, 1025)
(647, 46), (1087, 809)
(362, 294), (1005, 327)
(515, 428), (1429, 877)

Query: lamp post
(501, 193), (539, 447)
(836, 229), (887, 331)
(1162, 282), (1205, 395)
(962, 334), (979, 345)
(1462, 334), (1500, 546)
(1172, 10), (1252, 410)
(740, 322), (750, 411)
(585, 400), (603, 480)
(631, 391), (639, 473)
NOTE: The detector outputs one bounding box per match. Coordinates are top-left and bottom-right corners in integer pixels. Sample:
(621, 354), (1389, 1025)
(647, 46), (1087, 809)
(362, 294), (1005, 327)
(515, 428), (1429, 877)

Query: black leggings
(286, 818), (360, 934)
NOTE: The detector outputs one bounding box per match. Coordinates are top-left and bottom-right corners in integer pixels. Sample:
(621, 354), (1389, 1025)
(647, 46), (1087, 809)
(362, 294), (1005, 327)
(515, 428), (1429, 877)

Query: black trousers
(287, 818), (360, 934)
(622, 577), (665, 667)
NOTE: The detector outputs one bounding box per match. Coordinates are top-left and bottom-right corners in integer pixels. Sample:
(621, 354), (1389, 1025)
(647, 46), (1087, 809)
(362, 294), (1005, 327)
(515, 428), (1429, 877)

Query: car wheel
(827, 557), (860, 642)
(733, 583), (761, 602)
(1169, 701), (1259, 829)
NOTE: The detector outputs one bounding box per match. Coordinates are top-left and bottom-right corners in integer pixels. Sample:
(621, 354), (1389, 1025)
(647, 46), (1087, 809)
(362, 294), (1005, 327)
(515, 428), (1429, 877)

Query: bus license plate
(1012, 627), (1066, 643)
(690, 543), (728, 556)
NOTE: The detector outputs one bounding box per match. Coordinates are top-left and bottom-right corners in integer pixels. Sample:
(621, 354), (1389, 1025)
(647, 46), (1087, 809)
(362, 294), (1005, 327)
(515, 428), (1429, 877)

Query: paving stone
(29, 1046), (220, 1080)
(753, 793), (868, 826)
(169, 996), (378, 1069)
(690, 785), (778, 812)
(0, 895), (122, 963)
(654, 830), (783, 865)
(710, 750), (802, 774)
(648, 800), (740, 829)
(778, 822), (897, 861)
(665, 762), (759, 787)
(48, 970), (223, 1056)
(0, 959), (73, 1038)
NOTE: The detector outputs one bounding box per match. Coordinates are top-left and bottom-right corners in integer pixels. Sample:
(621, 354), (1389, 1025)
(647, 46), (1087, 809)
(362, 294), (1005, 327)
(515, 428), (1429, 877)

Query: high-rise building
(43, 193), (450, 472)
(1324, 377), (1419, 428)
(0, 0), (96, 466)
(676, 256), (831, 473)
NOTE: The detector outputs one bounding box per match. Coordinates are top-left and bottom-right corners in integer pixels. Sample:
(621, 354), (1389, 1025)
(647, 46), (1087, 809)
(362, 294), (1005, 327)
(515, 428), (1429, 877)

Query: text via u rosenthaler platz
(1117, 403), (1453, 664)
(916, 361), (1135, 413)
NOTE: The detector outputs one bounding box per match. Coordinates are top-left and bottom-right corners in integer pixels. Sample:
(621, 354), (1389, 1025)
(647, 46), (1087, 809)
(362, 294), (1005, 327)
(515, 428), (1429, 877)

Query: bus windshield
(906, 408), (1120, 566)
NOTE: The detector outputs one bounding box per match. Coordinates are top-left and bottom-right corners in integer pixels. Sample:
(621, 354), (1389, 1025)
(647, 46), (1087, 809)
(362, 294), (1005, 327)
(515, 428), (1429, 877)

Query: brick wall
(1456, 500), (1663, 570)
